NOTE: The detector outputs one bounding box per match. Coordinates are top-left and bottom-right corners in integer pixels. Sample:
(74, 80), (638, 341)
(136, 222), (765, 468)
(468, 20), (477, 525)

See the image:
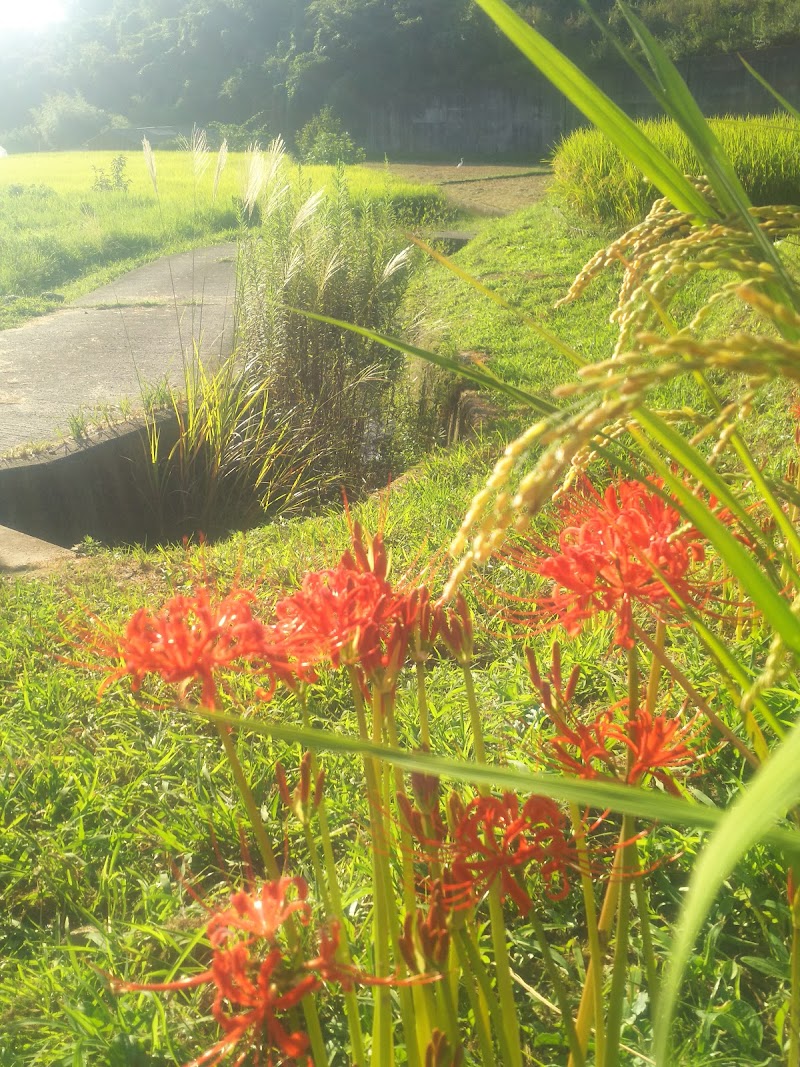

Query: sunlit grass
(0, 151), (445, 327)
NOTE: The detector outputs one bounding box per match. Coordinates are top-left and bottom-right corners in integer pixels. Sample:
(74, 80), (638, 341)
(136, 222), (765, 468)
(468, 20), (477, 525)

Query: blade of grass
(653, 715), (800, 1064)
(187, 705), (800, 857)
(288, 307), (558, 414)
(739, 55), (800, 122)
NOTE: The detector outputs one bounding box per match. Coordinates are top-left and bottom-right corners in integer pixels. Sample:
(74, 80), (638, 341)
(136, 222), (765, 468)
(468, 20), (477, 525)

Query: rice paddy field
(0, 150), (446, 327)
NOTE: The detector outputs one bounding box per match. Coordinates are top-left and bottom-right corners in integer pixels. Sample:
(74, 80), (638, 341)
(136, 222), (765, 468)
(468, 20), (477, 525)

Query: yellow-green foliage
(0, 152), (443, 310)
(553, 113), (800, 225)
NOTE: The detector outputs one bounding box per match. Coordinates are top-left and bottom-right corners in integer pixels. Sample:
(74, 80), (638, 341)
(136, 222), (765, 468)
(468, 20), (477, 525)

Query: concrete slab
(0, 523), (74, 574)
(0, 243), (237, 453)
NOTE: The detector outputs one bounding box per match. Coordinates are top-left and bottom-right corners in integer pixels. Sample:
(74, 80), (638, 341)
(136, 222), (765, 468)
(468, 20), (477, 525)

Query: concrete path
(0, 243), (237, 454)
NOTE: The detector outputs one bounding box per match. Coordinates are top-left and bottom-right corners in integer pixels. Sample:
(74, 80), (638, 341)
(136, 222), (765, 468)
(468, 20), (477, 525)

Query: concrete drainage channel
(0, 414), (182, 572)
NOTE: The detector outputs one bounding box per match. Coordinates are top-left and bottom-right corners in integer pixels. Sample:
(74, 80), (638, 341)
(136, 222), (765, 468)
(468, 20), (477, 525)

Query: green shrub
(295, 106), (366, 166)
(32, 91), (110, 151)
(553, 113), (800, 225)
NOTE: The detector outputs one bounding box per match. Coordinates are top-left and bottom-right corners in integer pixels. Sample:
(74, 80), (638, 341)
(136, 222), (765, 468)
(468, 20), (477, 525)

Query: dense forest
(2, 0), (799, 152)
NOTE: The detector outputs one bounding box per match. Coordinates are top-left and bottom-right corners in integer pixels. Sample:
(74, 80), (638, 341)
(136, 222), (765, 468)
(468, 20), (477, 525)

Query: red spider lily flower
(96, 585), (287, 709)
(272, 551), (418, 689)
(546, 708), (620, 780)
(450, 793), (572, 915)
(505, 478), (707, 649)
(612, 708), (701, 792)
(110, 876), (430, 1067)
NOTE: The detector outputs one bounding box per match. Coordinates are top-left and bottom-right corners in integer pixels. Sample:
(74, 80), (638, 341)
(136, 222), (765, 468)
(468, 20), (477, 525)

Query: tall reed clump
(137, 134), (323, 541)
(553, 112), (800, 225)
(140, 351), (322, 539)
(236, 150), (419, 493)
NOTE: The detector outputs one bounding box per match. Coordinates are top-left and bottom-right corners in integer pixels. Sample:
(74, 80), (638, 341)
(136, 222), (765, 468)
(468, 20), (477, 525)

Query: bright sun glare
(0, 0), (66, 32)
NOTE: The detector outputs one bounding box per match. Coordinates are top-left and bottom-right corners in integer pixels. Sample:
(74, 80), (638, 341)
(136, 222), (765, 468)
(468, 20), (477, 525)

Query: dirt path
(365, 163), (552, 215)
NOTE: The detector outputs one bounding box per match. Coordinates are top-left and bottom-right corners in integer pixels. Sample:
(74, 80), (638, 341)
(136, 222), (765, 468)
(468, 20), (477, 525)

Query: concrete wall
(359, 44), (800, 160)
(0, 416), (181, 548)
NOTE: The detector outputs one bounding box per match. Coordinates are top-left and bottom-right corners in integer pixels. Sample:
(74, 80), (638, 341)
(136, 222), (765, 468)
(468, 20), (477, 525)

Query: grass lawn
(2, 170), (799, 1064)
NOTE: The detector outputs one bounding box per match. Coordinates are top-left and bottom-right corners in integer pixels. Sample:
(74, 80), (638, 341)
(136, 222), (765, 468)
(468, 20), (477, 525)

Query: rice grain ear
(142, 137), (158, 197)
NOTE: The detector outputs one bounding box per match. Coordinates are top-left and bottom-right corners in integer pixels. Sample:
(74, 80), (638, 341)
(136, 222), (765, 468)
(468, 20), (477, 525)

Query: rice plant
(553, 112), (800, 225)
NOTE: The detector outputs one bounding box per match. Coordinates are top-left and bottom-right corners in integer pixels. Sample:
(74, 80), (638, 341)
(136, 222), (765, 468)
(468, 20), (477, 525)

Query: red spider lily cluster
(89, 524), (486, 713)
(111, 876), (415, 1067)
(502, 477), (707, 648)
(87, 481), (727, 1065)
(98, 586), (275, 709)
(528, 646), (704, 794)
(399, 786), (574, 921)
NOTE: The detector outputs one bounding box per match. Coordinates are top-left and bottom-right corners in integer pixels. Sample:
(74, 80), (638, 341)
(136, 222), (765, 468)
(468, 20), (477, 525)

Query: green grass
(0, 442), (792, 1064)
(2, 188), (799, 1065)
(553, 114), (800, 226)
(0, 152), (445, 329)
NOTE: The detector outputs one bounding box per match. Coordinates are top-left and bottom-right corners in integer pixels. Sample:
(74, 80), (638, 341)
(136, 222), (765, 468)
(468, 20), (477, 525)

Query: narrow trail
(0, 242), (237, 454)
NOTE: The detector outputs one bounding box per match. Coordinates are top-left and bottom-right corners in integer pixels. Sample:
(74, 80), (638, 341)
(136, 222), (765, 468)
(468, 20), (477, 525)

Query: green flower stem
(213, 721), (328, 1065)
(461, 662), (488, 765)
(298, 695), (367, 1066)
(434, 963), (462, 1054)
(214, 722), (279, 880)
(415, 658), (432, 748)
(456, 926), (513, 1067)
(462, 659), (523, 1065)
(790, 872), (800, 1067)
(644, 620), (666, 716)
(603, 647), (640, 1067)
(633, 867), (659, 1012)
(487, 885), (524, 1067)
(347, 670), (393, 1067)
(569, 847), (622, 1067)
(348, 674), (423, 1067)
(604, 816), (635, 1067)
(382, 690), (419, 917)
(528, 908), (585, 1067)
(568, 802), (606, 1066)
(301, 823), (366, 1067)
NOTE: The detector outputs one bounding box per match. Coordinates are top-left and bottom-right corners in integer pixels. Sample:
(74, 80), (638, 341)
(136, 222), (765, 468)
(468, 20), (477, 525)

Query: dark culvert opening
(0, 415), (189, 549)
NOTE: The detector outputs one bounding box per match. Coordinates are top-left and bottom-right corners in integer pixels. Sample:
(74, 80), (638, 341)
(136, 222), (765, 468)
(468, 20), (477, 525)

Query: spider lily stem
(528, 908), (585, 1067)
(213, 720), (328, 1065)
(462, 657), (523, 1066)
(569, 802), (606, 1065)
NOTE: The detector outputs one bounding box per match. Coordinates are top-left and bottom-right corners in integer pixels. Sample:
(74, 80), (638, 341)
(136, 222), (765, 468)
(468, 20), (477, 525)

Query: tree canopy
(1, 0), (798, 150)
